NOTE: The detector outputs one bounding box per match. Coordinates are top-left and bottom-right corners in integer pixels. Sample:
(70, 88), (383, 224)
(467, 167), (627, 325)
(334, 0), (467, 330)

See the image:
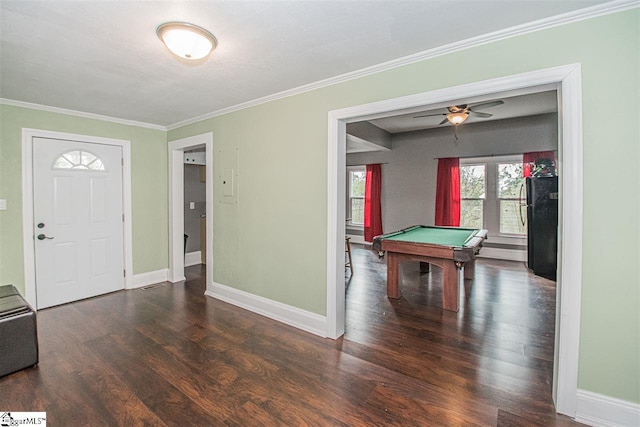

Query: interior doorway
(168, 133), (213, 287)
(326, 64), (584, 417)
(183, 149), (208, 268)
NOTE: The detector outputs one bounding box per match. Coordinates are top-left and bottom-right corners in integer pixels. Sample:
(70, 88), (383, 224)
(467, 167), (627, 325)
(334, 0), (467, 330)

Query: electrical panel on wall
(218, 148), (239, 204)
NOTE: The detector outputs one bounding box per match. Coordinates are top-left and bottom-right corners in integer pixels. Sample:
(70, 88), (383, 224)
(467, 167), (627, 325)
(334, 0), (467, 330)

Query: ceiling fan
(414, 99), (505, 126)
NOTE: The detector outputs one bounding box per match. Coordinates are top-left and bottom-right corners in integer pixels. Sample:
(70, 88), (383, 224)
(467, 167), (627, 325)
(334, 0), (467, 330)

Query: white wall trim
(168, 133), (213, 289)
(185, 251), (202, 267)
(3, 98), (166, 131)
(166, 0), (637, 131)
(575, 390), (640, 427)
(205, 282), (327, 338)
(130, 269), (170, 289)
(553, 64), (584, 418)
(326, 64), (583, 417)
(21, 128), (134, 307)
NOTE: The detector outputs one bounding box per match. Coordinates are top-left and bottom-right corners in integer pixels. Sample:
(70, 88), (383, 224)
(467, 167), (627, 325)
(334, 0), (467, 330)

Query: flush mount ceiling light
(156, 22), (217, 60)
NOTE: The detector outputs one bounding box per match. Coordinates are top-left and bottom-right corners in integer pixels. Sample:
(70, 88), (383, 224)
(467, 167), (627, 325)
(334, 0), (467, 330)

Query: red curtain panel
(434, 157), (460, 226)
(364, 164), (383, 242)
(523, 151), (556, 177)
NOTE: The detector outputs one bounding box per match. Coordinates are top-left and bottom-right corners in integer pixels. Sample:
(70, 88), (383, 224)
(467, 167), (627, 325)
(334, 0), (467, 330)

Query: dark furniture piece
(373, 225), (488, 312)
(0, 285), (39, 377)
(526, 176), (558, 280)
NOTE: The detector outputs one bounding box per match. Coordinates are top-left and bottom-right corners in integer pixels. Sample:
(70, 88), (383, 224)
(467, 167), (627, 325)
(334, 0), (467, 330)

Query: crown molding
(167, 0), (639, 131)
(0, 98), (167, 131)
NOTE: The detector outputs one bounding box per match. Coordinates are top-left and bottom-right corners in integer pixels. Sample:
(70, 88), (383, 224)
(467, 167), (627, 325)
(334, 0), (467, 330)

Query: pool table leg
(386, 252), (401, 299)
(464, 259), (475, 280)
(442, 262), (460, 312)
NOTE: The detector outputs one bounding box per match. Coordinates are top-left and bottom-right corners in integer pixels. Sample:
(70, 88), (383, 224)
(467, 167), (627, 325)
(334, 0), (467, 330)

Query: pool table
(372, 225), (488, 312)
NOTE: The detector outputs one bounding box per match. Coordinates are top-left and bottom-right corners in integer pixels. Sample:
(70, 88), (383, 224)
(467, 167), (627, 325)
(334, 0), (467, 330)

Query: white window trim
(496, 160), (528, 238)
(346, 166), (365, 228)
(461, 155), (527, 245)
(53, 149), (106, 171)
(460, 162), (487, 232)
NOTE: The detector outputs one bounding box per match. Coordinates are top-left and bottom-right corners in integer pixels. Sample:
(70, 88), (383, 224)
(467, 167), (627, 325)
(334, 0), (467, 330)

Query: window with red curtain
(435, 157), (460, 226)
(364, 164), (383, 242)
(523, 151), (556, 177)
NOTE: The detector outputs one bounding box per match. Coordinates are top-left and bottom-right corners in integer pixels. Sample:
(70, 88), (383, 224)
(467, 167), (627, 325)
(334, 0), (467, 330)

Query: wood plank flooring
(0, 246), (584, 426)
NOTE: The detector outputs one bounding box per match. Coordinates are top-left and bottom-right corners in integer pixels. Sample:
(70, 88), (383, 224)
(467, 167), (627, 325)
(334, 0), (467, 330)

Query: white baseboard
(478, 247), (527, 262)
(130, 269), (169, 289)
(185, 251), (202, 267)
(575, 389), (640, 427)
(205, 281), (327, 338)
(346, 234), (367, 245)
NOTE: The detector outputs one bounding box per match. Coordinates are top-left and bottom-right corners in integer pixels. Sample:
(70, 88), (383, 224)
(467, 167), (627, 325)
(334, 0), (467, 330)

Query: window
(460, 164), (485, 229)
(53, 150), (105, 171)
(460, 155), (527, 239)
(498, 162), (526, 235)
(347, 167), (365, 225)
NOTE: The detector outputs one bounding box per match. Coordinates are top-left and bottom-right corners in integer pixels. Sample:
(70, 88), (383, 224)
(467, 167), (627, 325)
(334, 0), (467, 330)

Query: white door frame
(326, 64), (583, 417)
(21, 128), (133, 308)
(168, 133), (213, 286)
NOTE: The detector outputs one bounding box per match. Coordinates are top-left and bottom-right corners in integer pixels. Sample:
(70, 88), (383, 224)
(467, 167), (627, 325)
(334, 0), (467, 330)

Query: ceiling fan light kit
(413, 99), (505, 126)
(157, 22), (217, 60)
(411, 99), (505, 141)
(446, 112), (469, 125)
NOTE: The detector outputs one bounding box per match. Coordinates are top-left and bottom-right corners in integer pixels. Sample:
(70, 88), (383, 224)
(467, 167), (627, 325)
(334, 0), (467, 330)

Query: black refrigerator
(526, 176), (558, 280)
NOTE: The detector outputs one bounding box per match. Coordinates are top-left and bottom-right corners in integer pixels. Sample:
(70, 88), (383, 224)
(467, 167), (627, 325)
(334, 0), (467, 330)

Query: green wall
(0, 105), (169, 286)
(169, 10), (640, 404)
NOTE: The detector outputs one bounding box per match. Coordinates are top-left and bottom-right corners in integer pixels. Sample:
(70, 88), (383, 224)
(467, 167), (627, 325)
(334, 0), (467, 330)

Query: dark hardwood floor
(0, 246), (584, 426)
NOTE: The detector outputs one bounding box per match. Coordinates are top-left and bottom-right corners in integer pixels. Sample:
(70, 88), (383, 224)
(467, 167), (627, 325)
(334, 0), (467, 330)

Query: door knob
(37, 222), (45, 229)
(37, 234), (54, 240)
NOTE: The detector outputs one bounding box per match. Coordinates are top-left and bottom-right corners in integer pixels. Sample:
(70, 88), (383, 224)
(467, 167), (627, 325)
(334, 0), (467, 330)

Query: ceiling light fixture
(447, 112), (469, 125)
(156, 22), (217, 60)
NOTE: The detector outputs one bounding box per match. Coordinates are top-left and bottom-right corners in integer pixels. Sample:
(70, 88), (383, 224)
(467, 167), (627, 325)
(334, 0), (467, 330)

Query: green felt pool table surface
(382, 225), (480, 247)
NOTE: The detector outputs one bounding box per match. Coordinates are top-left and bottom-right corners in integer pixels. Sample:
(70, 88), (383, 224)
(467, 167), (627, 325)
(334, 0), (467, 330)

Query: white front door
(33, 137), (124, 309)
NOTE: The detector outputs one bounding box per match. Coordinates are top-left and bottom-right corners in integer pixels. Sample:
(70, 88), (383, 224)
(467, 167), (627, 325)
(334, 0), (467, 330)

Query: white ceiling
(0, 1), (615, 128)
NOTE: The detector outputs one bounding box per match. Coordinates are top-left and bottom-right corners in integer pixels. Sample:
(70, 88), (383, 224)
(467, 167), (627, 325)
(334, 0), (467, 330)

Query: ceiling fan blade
(470, 111), (492, 118)
(469, 100), (504, 110)
(439, 118), (449, 125)
(414, 112), (446, 119)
